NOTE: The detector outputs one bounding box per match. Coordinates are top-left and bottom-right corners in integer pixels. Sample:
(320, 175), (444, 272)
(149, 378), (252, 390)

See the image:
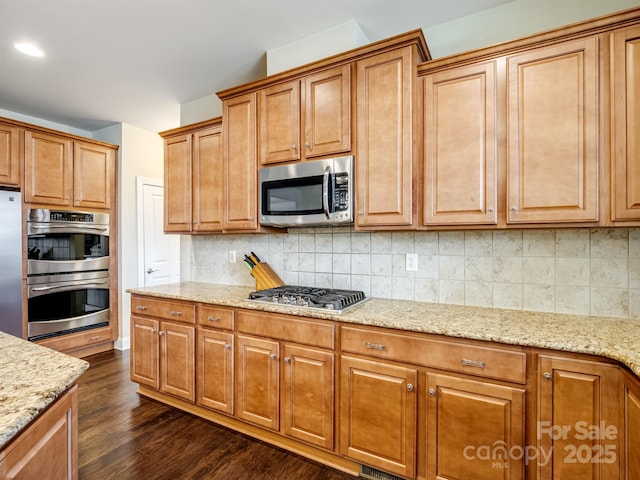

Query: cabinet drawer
(341, 326), (526, 383)
(237, 310), (335, 349)
(198, 304), (234, 330)
(131, 295), (196, 324)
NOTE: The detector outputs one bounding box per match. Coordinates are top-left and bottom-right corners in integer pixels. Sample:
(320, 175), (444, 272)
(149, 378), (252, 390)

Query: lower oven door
(27, 270), (110, 341)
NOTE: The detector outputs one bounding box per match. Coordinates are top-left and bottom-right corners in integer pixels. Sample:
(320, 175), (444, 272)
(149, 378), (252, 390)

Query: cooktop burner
(248, 286), (367, 313)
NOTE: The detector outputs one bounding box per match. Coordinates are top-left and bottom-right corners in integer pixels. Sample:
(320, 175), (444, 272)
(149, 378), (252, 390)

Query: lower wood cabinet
(0, 385), (78, 480)
(537, 355), (620, 480)
(197, 327), (234, 414)
(340, 355), (417, 479)
(235, 334), (336, 450)
(426, 373), (525, 480)
(129, 294), (640, 480)
(623, 370), (640, 479)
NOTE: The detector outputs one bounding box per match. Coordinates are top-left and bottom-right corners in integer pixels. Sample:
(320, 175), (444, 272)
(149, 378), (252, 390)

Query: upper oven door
(27, 221), (110, 275)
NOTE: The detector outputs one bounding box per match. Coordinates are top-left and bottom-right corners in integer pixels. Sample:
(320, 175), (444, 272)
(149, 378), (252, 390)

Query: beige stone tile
(493, 282), (522, 309)
(590, 228), (628, 258)
(523, 229), (555, 257)
(351, 253), (371, 275)
(439, 255), (465, 280)
(590, 258), (628, 288)
(631, 259), (640, 289)
(631, 229), (640, 258)
(392, 231), (415, 254)
(523, 257), (554, 285)
(415, 278), (438, 303)
(465, 280), (493, 307)
(351, 275), (371, 296)
(493, 230), (523, 256)
(523, 284), (555, 313)
(556, 285), (590, 315)
(465, 256), (493, 282)
(590, 287), (629, 318)
(415, 231), (439, 256)
(371, 276), (392, 298)
(555, 229), (590, 257)
(415, 255), (438, 279)
(371, 254), (392, 276)
(493, 256), (523, 283)
(392, 277), (415, 301)
(464, 230), (493, 256)
(439, 279), (465, 305)
(630, 289), (640, 320)
(371, 232), (392, 254)
(439, 231), (465, 255)
(555, 257), (590, 286)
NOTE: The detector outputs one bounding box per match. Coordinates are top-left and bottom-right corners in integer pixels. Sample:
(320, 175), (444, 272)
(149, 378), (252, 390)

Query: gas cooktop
(248, 286), (368, 313)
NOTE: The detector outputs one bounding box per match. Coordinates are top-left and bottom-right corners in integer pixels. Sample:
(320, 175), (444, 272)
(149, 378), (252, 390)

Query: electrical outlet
(229, 250), (237, 263)
(405, 253), (418, 272)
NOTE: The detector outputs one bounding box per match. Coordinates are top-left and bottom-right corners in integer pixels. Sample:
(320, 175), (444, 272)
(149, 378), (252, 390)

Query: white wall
(94, 123), (164, 349)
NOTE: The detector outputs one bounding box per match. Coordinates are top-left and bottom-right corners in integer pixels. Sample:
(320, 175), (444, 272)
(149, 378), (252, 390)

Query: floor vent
(359, 465), (405, 480)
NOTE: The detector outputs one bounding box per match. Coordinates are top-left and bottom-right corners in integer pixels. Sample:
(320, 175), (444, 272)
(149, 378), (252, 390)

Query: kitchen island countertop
(128, 281), (640, 378)
(0, 331), (89, 449)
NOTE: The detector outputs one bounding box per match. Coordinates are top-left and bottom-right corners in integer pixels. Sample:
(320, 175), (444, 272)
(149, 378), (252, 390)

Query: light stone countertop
(0, 332), (89, 449)
(128, 281), (640, 378)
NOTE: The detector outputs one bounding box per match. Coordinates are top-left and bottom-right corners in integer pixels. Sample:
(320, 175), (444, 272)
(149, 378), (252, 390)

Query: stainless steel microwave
(259, 156), (354, 227)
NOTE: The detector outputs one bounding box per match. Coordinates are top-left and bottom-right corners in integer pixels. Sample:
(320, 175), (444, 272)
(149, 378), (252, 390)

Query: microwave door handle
(322, 166), (331, 219)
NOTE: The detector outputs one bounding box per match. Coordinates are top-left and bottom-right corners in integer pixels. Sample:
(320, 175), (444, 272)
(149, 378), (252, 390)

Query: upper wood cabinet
(506, 36), (599, 224)
(422, 61), (498, 226)
(24, 129), (115, 209)
(223, 92), (259, 231)
(356, 46), (417, 228)
(258, 65), (352, 165)
(611, 24), (640, 222)
(163, 121), (224, 233)
(0, 122), (19, 187)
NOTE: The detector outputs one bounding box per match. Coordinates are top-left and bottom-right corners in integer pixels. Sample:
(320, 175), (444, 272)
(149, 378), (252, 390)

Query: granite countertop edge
(0, 333), (89, 449)
(128, 281), (640, 378)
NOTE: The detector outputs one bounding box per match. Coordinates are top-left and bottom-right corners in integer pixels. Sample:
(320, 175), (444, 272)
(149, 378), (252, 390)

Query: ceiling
(0, 0), (512, 133)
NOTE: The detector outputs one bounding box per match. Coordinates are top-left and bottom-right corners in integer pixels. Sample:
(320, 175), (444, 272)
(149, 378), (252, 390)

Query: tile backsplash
(190, 227), (640, 319)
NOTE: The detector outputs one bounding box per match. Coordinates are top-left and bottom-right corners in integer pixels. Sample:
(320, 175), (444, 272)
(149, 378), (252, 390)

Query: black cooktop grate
(248, 285), (367, 312)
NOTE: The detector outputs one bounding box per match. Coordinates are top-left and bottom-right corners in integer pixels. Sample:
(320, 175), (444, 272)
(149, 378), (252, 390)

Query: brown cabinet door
(164, 133), (192, 232)
(73, 141), (114, 210)
(506, 37), (599, 223)
(356, 46), (415, 227)
(223, 93), (258, 231)
(160, 320), (195, 402)
(0, 122), (19, 187)
(340, 355), (417, 479)
(0, 385), (78, 480)
(236, 334), (279, 430)
(538, 355), (620, 480)
(611, 25), (640, 221)
(24, 130), (73, 205)
(282, 343), (334, 450)
(426, 373), (525, 480)
(130, 316), (160, 389)
(624, 373), (640, 480)
(303, 65), (351, 159)
(197, 328), (234, 414)
(259, 80), (300, 165)
(193, 125), (224, 232)
(422, 61), (498, 226)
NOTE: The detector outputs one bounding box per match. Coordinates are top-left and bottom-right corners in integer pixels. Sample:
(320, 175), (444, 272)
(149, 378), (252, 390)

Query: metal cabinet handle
(151, 329), (157, 334)
(207, 316), (220, 322)
(146, 268), (158, 274)
(136, 305), (148, 310)
(407, 384), (414, 392)
(511, 205), (518, 212)
(290, 144), (297, 151)
(284, 357), (291, 363)
(428, 388), (436, 396)
(269, 353), (277, 360)
(169, 310), (182, 316)
(543, 372), (552, 380)
(224, 344), (231, 350)
(365, 341), (385, 351)
(158, 330), (165, 336)
(304, 141), (311, 150)
(461, 358), (485, 369)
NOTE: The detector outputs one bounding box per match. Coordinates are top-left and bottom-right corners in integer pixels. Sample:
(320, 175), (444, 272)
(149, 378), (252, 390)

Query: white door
(137, 177), (180, 287)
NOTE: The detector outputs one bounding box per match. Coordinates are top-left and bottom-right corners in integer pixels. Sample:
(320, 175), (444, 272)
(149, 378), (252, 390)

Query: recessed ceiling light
(14, 42), (44, 57)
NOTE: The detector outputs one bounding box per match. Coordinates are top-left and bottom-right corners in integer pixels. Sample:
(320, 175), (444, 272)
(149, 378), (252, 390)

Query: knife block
(250, 262), (285, 291)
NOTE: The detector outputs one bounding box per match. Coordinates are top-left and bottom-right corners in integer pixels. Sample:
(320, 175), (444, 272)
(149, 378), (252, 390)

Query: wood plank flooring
(77, 349), (357, 480)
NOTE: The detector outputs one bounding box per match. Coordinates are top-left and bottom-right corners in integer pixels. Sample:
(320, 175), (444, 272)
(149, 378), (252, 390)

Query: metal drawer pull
(269, 353), (277, 360)
(158, 330), (165, 336)
(224, 344), (231, 350)
(428, 388), (436, 396)
(407, 384), (414, 392)
(284, 357), (291, 363)
(169, 310), (182, 316)
(90, 336), (101, 341)
(543, 372), (552, 380)
(365, 341), (385, 351)
(461, 358), (485, 369)
(136, 305), (148, 310)
(207, 316), (221, 321)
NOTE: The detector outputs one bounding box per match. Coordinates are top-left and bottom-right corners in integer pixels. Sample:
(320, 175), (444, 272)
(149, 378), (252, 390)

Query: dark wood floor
(77, 349), (357, 480)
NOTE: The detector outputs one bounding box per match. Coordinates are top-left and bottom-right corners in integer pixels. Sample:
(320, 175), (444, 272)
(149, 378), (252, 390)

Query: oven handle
(29, 224), (108, 232)
(29, 279), (109, 297)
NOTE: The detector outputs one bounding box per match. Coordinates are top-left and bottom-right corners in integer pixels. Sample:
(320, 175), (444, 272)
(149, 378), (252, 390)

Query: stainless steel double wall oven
(26, 209), (110, 341)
